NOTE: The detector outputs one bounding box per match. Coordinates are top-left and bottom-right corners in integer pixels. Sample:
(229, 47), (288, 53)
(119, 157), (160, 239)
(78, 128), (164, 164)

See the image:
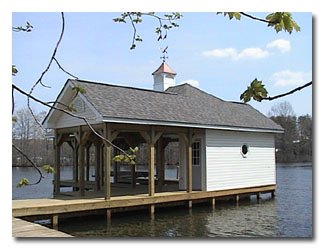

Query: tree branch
(239, 12), (275, 24)
(12, 143), (44, 185)
(262, 81), (312, 101)
(53, 57), (79, 79)
(13, 84), (132, 158)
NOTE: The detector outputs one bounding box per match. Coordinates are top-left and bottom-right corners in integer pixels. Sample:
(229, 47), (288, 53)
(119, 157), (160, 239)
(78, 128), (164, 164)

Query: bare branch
(53, 57), (79, 79)
(239, 12), (275, 24)
(27, 12), (66, 130)
(261, 81), (312, 101)
(12, 143), (44, 185)
(13, 84), (132, 158)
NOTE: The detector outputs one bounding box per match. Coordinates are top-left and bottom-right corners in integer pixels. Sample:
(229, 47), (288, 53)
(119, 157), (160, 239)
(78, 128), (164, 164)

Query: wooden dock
(12, 217), (72, 237)
(13, 184), (276, 226)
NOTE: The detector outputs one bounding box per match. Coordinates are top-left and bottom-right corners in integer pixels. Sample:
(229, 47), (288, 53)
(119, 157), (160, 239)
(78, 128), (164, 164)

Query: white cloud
(236, 48), (270, 60)
(266, 39), (291, 53)
(202, 48), (237, 58)
(202, 47), (269, 60)
(179, 79), (200, 88)
(272, 70), (312, 86)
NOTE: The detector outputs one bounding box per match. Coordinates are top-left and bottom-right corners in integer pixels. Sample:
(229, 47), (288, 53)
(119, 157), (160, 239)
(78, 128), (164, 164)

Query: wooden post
(72, 140), (78, 191)
(54, 132), (61, 194)
(149, 141), (155, 196)
(104, 123), (112, 200)
(257, 192), (261, 200)
(236, 194), (240, 203)
(94, 142), (101, 191)
(188, 200), (192, 208)
(211, 197), (216, 209)
(86, 144), (90, 181)
(79, 143), (85, 196)
(187, 129), (193, 193)
(271, 190), (276, 198)
(106, 209), (111, 225)
(52, 214), (59, 230)
(140, 128), (162, 197)
(149, 204), (155, 218)
(114, 148), (119, 184)
(100, 144), (104, 187)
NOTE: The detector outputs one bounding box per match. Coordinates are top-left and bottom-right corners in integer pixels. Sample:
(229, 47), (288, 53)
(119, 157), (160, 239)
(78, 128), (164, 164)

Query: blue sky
(12, 12), (312, 117)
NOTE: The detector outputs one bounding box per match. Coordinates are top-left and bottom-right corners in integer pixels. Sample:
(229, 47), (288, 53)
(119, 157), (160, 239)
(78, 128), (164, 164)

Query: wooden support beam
(106, 209), (111, 225)
(86, 144), (90, 181)
(140, 127), (162, 197)
(54, 131), (61, 194)
(271, 190), (276, 198)
(149, 142), (155, 196)
(52, 214), (59, 230)
(236, 194), (240, 203)
(78, 126), (85, 196)
(211, 197), (216, 209)
(113, 148), (119, 184)
(153, 131), (163, 145)
(187, 129), (193, 193)
(149, 204), (155, 218)
(94, 142), (101, 191)
(139, 131), (151, 144)
(104, 123), (112, 200)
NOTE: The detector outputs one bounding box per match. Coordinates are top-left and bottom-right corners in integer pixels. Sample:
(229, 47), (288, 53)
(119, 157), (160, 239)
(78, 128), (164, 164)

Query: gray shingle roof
(70, 79), (283, 131)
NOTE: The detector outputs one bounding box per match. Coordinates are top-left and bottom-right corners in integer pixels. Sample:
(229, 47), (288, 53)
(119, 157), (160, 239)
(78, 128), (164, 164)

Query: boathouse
(42, 61), (283, 204)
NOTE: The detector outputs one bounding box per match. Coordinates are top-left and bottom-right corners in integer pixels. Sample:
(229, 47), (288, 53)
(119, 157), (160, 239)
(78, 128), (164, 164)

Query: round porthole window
(241, 144), (249, 157)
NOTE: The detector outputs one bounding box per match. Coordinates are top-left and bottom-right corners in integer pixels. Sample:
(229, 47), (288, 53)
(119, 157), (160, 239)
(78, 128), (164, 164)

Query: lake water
(12, 163), (312, 237)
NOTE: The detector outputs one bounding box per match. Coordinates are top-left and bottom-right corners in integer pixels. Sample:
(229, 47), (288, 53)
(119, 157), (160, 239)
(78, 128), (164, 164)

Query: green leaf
(240, 78), (268, 103)
(42, 165), (55, 174)
(265, 12), (300, 34)
(65, 103), (77, 112)
(12, 65), (18, 76)
(130, 146), (139, 154)
(72, 85), (86, 94)
(12, 116), (17, 122)
(17, 178), (29, 188)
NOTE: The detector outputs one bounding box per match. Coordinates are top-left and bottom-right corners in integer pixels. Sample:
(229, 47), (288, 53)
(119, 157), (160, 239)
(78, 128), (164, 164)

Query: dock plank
(12, 185), (276, 218)
(12, 218), (73, 237)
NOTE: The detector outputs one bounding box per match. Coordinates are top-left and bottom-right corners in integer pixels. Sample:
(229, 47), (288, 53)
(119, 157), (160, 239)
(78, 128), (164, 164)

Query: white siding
(55, 96), (99, 128)
(205, 129), (276, 191)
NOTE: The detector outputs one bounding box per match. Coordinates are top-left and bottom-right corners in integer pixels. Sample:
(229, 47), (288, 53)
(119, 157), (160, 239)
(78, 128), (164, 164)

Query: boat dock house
(13, 62), (283, 227)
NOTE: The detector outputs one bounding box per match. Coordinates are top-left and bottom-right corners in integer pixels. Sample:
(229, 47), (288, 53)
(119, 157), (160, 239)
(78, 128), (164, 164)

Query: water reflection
(13, 164), (312, 237)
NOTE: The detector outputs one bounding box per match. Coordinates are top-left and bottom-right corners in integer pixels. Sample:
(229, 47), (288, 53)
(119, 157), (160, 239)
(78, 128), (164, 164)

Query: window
(241, 144), (249, 157)
(192, 141), (200, 166)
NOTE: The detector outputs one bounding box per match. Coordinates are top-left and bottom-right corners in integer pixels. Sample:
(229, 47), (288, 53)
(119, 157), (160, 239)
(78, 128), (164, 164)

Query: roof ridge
(167, 83), (226, 102)
(70, 79), (178, 95)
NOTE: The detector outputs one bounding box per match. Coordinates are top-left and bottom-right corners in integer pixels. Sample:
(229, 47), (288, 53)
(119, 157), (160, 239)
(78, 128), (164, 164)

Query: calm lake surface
(12, 163), (312, 237)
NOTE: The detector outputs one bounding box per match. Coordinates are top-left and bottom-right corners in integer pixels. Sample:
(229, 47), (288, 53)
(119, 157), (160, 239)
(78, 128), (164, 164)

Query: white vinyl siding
(205, 129), (276, 191)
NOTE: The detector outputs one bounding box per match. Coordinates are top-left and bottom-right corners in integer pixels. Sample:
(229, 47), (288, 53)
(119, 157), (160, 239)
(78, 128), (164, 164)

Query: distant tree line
(268, 101), (312, 163)
(12, 108), (53, 167)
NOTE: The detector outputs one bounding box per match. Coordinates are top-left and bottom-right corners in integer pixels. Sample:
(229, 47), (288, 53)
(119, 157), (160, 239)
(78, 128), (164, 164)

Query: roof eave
(101, 116), (284, 134)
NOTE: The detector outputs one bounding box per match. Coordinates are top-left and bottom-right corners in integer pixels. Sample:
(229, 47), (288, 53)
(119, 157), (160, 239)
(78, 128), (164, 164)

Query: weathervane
(158, 46), (168, 62)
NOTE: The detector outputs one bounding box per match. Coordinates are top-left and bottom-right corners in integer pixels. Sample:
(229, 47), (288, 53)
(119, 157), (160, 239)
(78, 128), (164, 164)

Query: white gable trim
(102, 117), (284, 134)
(43, 80), (102, 129)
